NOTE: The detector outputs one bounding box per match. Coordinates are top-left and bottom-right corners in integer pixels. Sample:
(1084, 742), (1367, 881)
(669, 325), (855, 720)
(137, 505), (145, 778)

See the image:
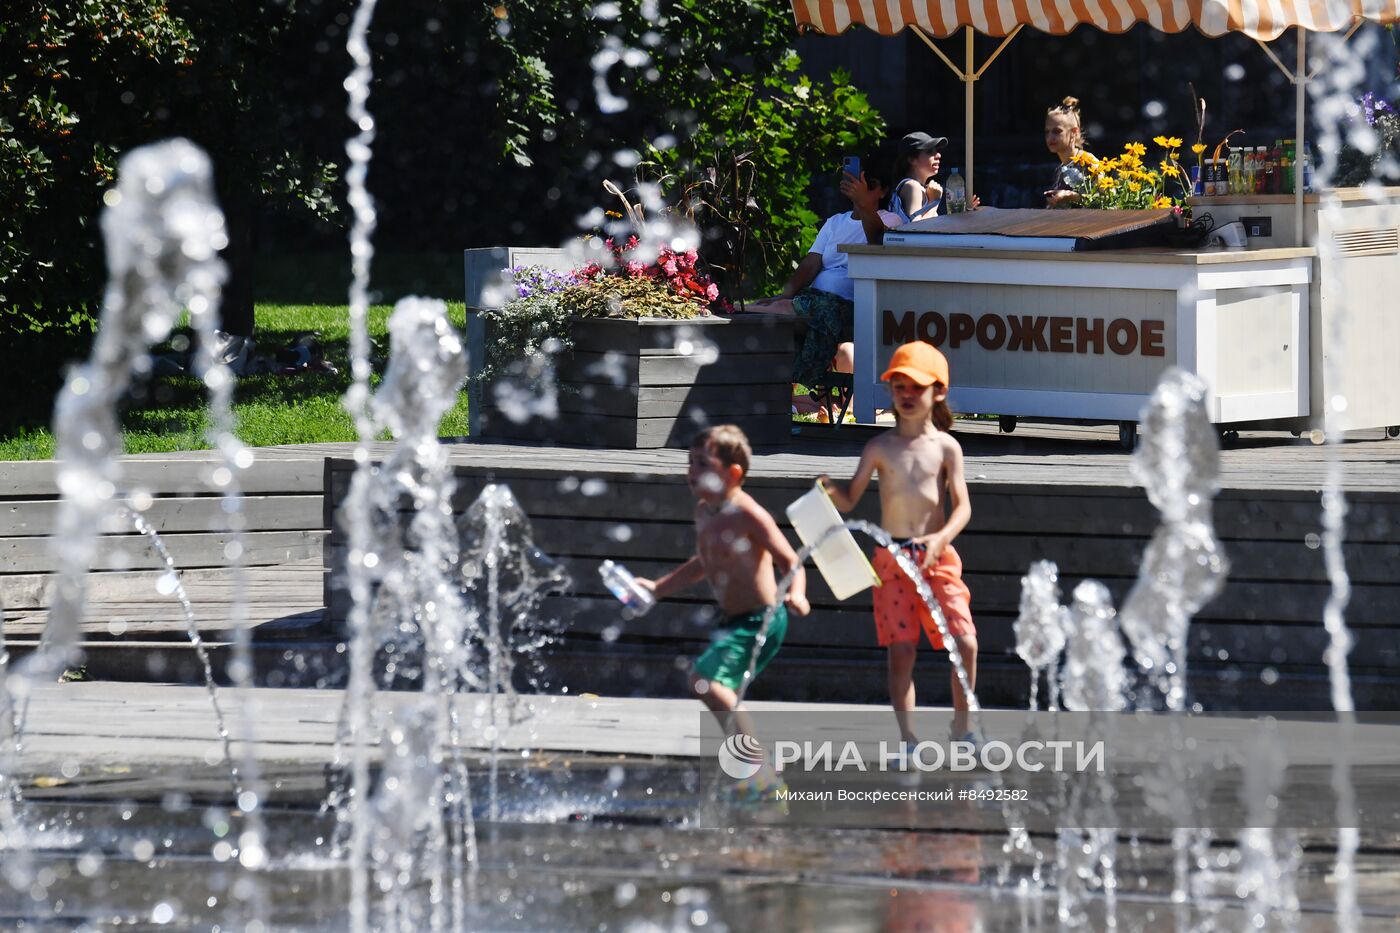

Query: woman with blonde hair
(1043, 96), (1092, 208)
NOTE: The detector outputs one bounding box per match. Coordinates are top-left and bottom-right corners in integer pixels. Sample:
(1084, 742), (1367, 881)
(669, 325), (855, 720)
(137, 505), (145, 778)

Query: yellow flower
(1100, 157), (1120, 172)
(1153, 135), (1171, 148)
(1097, 175), (1115, 190)
(1128, 181), (1143, 192)
(1125, 142), (1147, 157)
(1166, 136), (1183, 148)
(1071, 150), (1097, 167)
(1160, 161), (1180, 178)
(1152, 195), (1174, 208)
(1120, 153), (1142, 170)
(1191, 143), (1207, 155)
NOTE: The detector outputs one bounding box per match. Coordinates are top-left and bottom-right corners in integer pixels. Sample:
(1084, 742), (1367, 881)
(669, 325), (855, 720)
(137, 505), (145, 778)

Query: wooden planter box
(465, 313), (795, 449)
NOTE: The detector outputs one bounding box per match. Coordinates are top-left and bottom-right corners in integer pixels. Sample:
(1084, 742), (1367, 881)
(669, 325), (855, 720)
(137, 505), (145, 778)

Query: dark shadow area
(252, 250), (466, 305)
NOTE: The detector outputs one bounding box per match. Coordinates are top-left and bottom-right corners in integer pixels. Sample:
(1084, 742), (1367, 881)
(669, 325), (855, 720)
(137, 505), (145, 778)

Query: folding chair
(807, 371), (854, 426)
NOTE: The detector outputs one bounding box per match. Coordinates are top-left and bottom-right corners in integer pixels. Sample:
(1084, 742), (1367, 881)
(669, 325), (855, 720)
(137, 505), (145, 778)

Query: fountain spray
(338, 1), (382, 929)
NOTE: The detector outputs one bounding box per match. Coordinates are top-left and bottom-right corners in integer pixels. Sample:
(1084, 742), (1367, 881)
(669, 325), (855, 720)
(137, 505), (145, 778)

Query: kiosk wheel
(998, 415), (1018, 434)
(1219, 428), (1241, 447)
(1388, 426), (1400, 439)
(1117, 422), (1137, 451)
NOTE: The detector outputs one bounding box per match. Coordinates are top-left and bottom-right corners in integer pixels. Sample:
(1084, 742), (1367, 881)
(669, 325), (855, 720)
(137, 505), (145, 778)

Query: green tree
(483, 0), (885, 295)
(0, 2), (337, 351)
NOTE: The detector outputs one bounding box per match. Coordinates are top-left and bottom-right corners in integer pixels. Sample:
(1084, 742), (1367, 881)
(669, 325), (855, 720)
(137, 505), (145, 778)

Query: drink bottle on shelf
(945, 169), (966, 213)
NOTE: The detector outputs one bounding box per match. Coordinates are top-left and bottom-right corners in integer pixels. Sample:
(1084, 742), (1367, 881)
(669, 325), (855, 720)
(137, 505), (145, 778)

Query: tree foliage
(481, 0), (885, 296)
(0, 1), (337, 345)
(0, 0), (882, 353)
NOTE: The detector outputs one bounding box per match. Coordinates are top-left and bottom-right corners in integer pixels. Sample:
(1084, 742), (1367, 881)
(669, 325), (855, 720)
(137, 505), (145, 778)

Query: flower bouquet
(1070, 137), (1191, 212)
(1334, 91), (1400, 186)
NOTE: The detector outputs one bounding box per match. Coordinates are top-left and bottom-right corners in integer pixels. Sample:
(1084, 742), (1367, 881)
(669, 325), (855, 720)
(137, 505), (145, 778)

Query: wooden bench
(0, 451), (330, 684)
(324, 440), (1400, 710)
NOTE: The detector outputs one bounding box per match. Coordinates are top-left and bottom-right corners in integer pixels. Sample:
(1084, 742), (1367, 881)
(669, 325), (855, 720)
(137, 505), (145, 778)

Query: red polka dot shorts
(872, 543), (974, 650)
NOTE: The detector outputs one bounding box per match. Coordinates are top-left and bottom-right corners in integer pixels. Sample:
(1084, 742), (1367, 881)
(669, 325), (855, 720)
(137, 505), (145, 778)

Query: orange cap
(881, 341), (950, 388)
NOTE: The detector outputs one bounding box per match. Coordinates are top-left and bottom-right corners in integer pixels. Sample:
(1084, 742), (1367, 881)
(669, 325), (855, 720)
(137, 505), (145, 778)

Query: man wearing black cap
(890, 132), (950, 224)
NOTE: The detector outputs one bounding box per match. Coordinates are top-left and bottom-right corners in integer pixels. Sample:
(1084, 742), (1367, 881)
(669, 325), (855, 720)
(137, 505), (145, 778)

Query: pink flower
(705, 283), (719, 301)
(626, 261), (647, 277)
(661, 259), (678, 276)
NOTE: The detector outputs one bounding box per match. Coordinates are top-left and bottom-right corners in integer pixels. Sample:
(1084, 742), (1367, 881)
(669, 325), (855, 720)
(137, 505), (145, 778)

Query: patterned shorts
(872, 543), (975, 650)
(790, 287), (854, 388)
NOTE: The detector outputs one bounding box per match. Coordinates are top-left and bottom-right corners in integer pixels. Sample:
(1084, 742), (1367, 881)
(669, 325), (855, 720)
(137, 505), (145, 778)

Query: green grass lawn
(0, 302), (471, 461)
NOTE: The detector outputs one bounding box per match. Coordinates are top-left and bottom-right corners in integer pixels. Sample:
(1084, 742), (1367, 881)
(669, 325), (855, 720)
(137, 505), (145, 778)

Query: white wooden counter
(1185, 191), (1400, 434)
(843, 244), (1316, 433)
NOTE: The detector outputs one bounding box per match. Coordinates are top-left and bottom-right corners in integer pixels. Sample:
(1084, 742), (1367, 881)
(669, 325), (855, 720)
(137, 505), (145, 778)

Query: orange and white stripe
(792, 0), (1399, 38)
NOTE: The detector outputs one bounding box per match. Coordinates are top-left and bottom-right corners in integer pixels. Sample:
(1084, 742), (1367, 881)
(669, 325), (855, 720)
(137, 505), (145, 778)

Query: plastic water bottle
(945, 169), (966, 214)
(599, 559), (655, 617)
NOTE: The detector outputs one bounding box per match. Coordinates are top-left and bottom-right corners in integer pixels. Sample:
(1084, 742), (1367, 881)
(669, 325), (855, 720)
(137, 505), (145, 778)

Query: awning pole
(965, 27), (975, 200)
(1256, 21), (1361, 246)
(909, 23), (1022, 202)
(1296, 27), (1306, 246)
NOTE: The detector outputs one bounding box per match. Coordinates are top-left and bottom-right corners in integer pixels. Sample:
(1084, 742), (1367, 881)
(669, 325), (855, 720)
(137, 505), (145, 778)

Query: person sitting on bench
(751, 159), (900, 417)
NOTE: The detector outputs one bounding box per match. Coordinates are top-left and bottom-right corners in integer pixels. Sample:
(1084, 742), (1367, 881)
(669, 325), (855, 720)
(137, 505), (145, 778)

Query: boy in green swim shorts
(636, 425), (809, 749)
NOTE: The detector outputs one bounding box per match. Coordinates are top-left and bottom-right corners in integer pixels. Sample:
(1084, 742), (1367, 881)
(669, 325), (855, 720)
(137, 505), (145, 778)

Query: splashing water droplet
(155, 572), (179, 596)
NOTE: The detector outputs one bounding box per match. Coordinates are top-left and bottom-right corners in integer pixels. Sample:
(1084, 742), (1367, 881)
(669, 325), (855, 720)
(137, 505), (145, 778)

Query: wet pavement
(3, 683), (1399, 929)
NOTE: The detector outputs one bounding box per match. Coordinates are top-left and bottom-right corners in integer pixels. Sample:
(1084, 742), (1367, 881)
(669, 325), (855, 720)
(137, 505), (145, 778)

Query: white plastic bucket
(785, 481), (882, 601)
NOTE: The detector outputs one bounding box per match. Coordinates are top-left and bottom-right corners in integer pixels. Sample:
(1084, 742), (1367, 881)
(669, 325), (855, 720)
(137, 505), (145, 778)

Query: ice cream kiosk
(795, 0), (1400, 443)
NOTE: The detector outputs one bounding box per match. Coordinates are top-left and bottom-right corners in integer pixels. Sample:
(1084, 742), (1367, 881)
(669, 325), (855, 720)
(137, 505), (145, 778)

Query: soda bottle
(1302, 143), (1315, 193)
(1283, 139), (1296, 194)
(945, 168), (966, 214)
(1270, 140), (1283, 194)
(599, 559), (656, 617)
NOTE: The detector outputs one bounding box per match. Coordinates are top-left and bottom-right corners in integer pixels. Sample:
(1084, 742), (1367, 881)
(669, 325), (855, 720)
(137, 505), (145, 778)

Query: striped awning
(791, 0), (1400, 40)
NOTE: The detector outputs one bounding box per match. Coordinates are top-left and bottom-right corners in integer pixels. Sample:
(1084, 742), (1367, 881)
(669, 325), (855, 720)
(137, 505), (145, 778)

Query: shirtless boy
(637, 425), (810, 745)
(820, 341), (978, 744)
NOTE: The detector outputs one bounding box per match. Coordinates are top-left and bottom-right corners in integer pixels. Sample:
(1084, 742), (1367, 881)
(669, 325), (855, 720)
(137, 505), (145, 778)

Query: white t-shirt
(808, 209), (902, 301)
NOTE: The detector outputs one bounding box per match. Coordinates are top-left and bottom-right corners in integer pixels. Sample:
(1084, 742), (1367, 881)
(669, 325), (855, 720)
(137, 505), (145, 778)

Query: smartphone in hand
(841, 155), (861, 181)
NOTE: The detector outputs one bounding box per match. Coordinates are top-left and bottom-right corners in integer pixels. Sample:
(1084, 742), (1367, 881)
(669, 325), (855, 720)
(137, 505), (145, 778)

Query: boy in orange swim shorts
(821, 340), (978, 744)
